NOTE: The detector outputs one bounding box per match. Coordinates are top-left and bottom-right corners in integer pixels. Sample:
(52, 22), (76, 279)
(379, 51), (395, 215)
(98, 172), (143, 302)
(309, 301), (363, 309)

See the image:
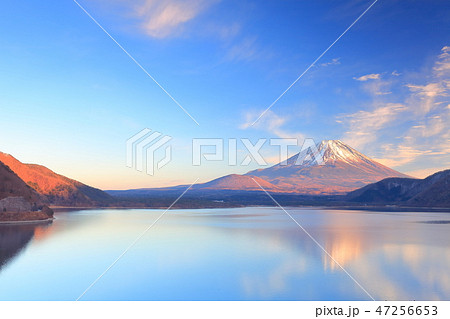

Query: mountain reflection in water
(0, 222), (53, 271)
(0, 208), (449, 301)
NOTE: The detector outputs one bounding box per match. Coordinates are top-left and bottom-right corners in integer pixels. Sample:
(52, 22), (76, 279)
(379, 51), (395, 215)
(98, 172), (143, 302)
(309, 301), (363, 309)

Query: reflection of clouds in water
(386, 244), (450, 299)
(318, 216), (450, 300)
(235, 227), (311, 299)
(241, 254), (308, 298)
(350, 258), (409, 300)
(240, 213), (377, 299)
(350, 244), (450, 300)
(239, 210), (450, 300)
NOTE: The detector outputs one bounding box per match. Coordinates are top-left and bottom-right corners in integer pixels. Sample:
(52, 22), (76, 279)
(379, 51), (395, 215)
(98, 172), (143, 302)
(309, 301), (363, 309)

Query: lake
(0, 207), (449, 301)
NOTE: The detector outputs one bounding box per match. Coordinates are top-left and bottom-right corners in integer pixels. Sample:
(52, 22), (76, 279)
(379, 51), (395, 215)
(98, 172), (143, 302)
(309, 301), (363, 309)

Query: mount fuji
(194, 140), (409, 195)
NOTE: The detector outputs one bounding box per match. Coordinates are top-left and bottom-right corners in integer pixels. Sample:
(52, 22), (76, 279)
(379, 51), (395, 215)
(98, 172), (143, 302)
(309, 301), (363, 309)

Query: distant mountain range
(347, 169), (450, 207)
(115, 140), (408, 196)
(0, 152), (113, 207)
(194, 174), (278, 191)
(1, 141), (448, 209)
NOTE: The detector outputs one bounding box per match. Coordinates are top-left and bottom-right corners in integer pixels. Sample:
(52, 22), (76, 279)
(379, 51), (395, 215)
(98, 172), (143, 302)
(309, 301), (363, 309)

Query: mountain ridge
(0, 161), (41, 204)
(0, 152), (113, 207)
(347, 169), (450, 206)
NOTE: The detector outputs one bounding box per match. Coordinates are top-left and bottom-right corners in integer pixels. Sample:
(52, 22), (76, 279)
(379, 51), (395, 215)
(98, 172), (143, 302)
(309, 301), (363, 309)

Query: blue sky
(0, 0), (449, 189)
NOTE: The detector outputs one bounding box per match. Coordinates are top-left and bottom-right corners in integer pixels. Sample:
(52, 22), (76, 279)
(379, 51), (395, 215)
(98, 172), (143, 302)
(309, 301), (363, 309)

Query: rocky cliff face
(0, 197), (54, 222)
(0, 197), (33, 213)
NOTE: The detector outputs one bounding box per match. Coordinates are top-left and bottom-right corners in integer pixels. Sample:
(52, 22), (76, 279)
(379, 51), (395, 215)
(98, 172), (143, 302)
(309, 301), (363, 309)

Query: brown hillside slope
(0, 152), (113, 207)
(0, 161), (41, 204)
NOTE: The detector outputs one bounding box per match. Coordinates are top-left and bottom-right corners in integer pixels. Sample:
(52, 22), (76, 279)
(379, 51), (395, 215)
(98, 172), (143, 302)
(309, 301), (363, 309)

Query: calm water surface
(0, 207), (449, 300)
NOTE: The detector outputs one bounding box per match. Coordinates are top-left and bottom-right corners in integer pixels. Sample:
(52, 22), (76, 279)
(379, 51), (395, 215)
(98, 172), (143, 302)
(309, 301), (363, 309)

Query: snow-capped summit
(277, 139), (376, 168)
(318, 140), (376, 165)
(244, 139), (409, 194)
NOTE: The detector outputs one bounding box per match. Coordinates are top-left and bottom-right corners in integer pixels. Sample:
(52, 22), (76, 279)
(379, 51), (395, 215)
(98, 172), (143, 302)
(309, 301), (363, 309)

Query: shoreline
(2, 206), (449, 223)
(0, 217), (54, 225)
(51, 205), (450, 213)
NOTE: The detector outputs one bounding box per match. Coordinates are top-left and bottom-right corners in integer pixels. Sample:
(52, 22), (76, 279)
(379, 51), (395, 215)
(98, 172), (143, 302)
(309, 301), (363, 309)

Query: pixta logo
(126, 129), (325, 176)
(192, 138), (324, 166)
(126, 128), (172, 176)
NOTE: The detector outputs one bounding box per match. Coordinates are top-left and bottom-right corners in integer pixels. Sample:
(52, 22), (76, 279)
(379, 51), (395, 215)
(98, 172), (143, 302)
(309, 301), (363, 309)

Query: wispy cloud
(240, 110), (304, 140)
(133, 0), (219, 38)
(354, 73), (380, 81)
(339, 46), (450, 172)
(213, 22), (241, 41)
(360, 74), (392, 95)
(339, 103), (406, 149)
(222, 34), (272, 63)
(405, 166), (450, 179)
(434, 46), (450, 76)
(373, 145), (433, 167)
(226, 37), (259, 62)
(98, 0), (266, 62)
(320, 57), (341, 67)
(406, 82), (449, 113)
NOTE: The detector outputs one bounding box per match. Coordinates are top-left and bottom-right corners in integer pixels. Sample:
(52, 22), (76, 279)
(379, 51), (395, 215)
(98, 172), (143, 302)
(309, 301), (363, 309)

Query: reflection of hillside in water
(0, 211), (97, 274)
(0, 222), (53, 271)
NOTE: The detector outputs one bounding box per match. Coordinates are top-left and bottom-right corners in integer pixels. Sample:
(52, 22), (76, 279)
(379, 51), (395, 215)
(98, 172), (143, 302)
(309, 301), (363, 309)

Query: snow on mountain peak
(245, 139), (408, 194)
(318, 140), (373, 165)
(280, 139), (373, 168)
